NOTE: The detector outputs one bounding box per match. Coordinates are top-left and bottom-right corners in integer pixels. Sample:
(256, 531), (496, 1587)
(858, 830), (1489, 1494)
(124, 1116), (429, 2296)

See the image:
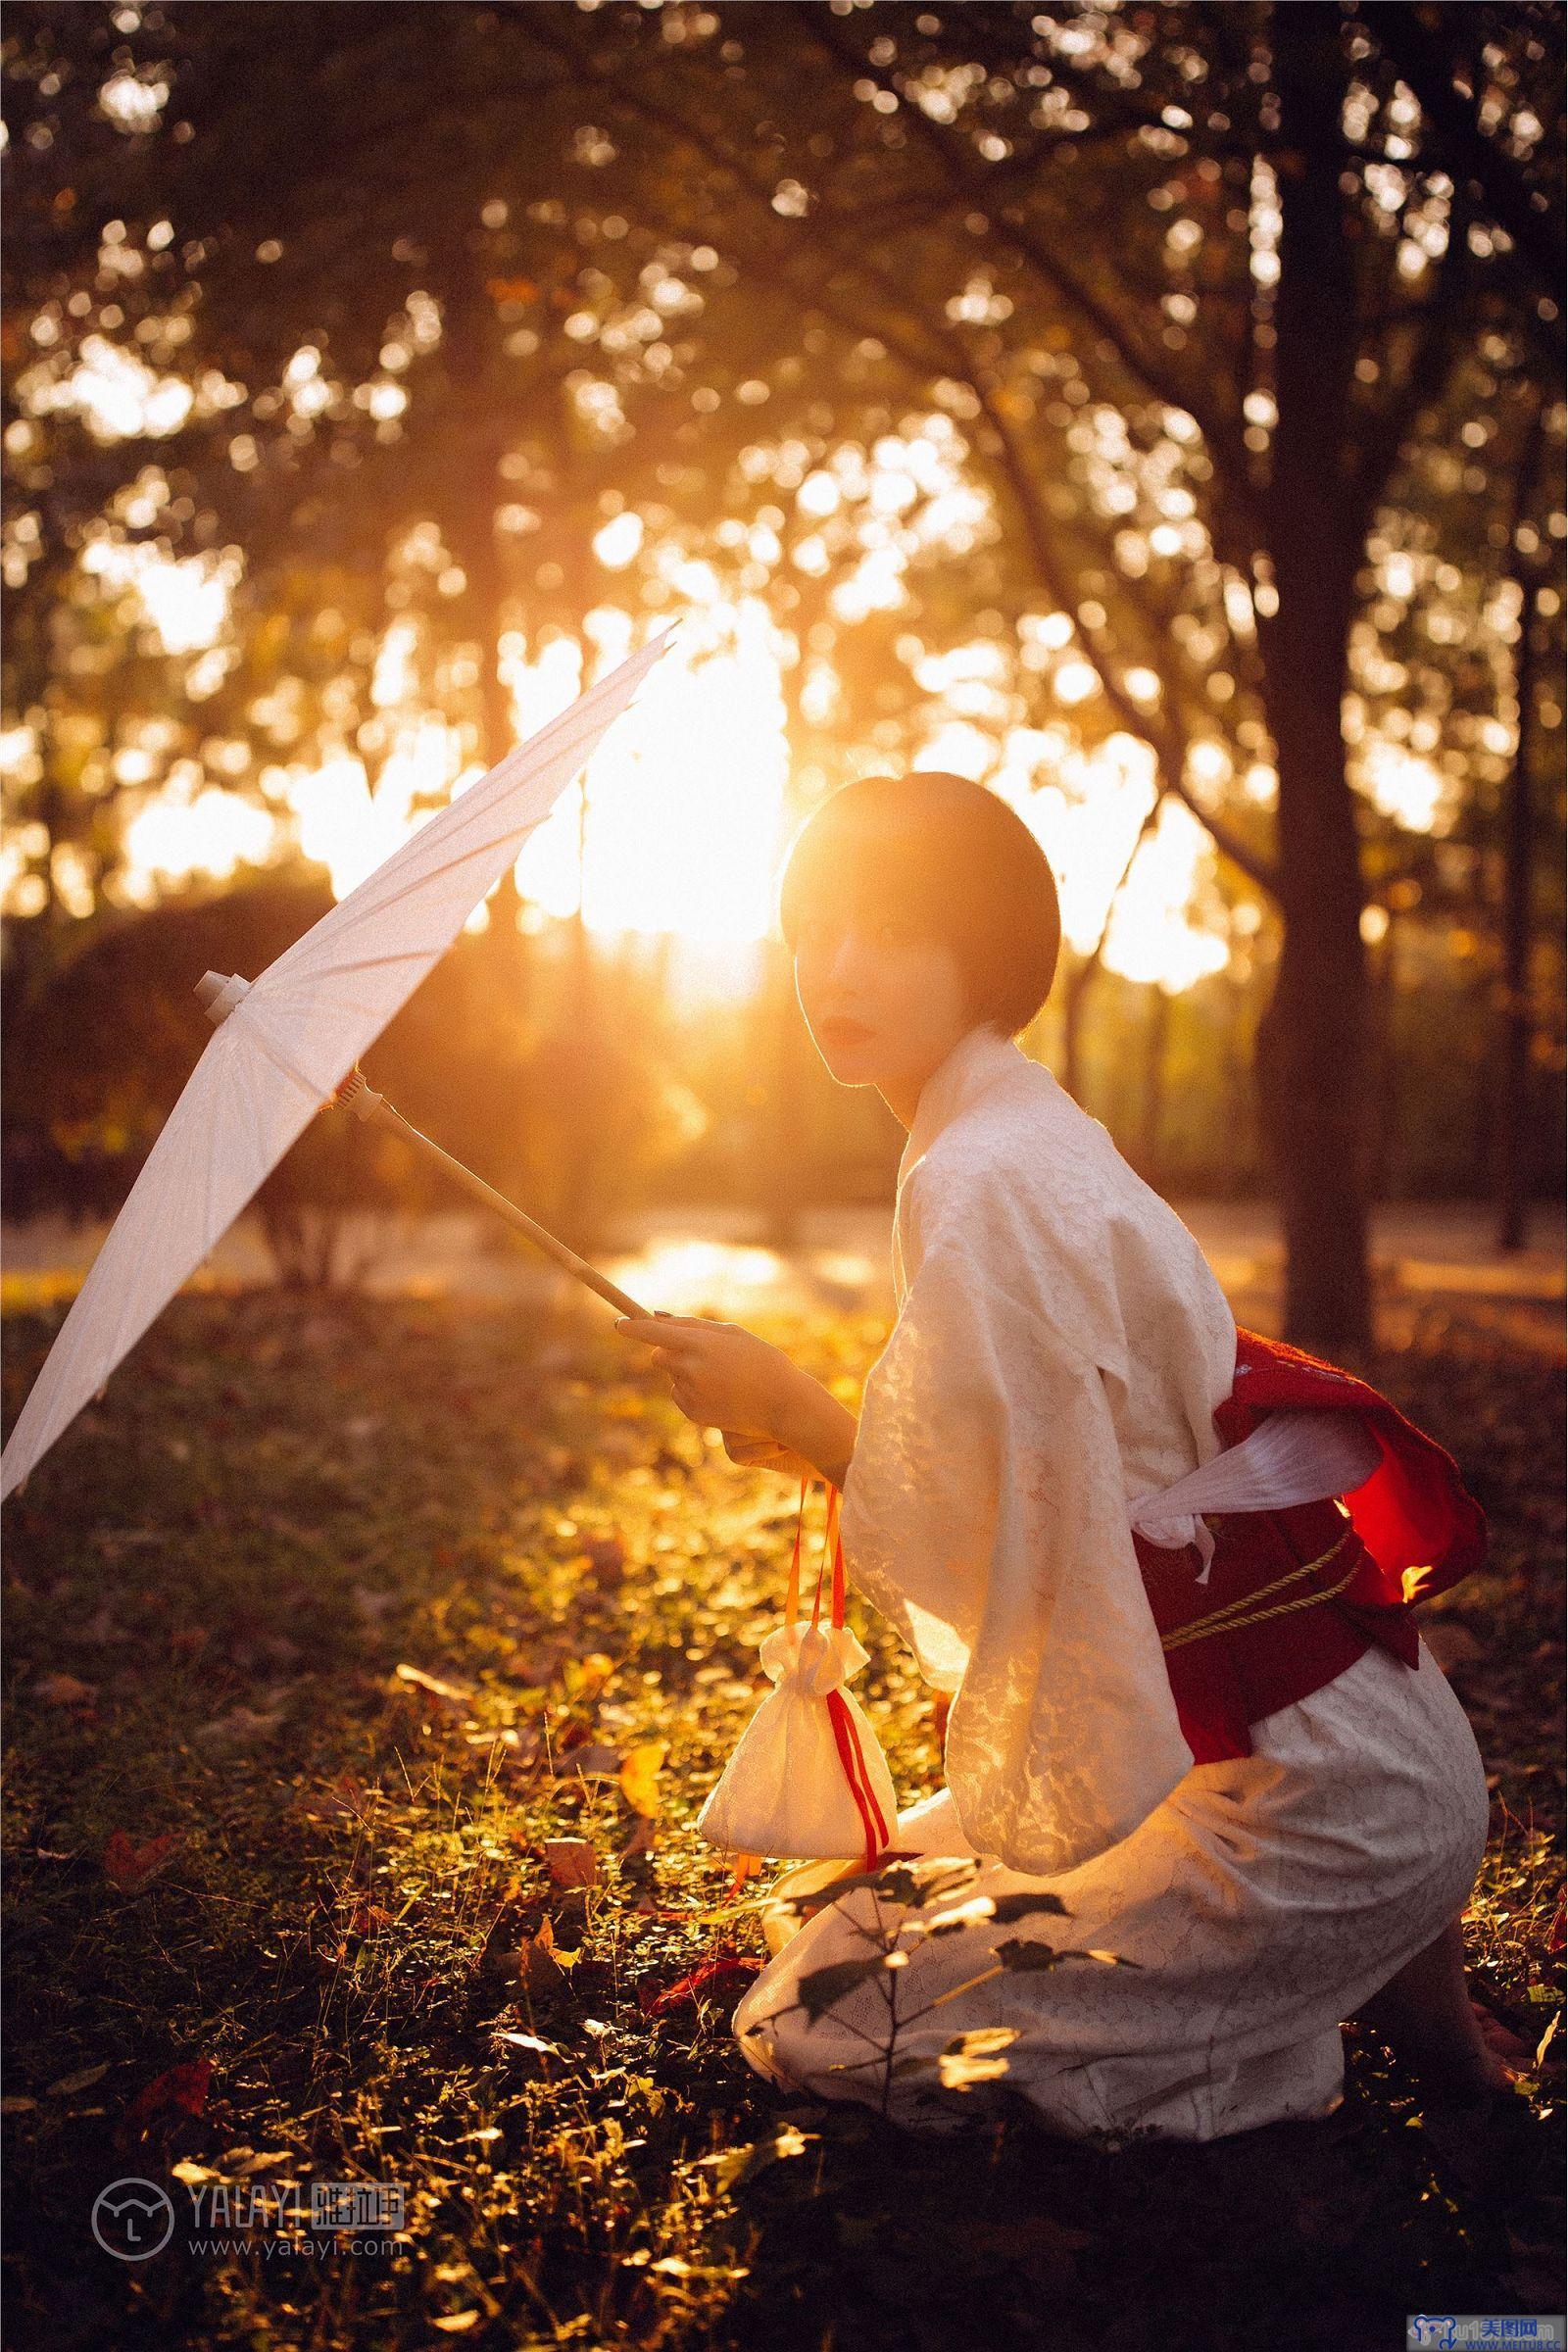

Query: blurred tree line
(2, 2), (1562, 1336)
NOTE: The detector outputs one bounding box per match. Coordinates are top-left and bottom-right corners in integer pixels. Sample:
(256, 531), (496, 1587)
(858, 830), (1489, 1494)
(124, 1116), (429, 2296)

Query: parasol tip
(334, 1068), (385, 1122)
(195, 970), (252, 1026)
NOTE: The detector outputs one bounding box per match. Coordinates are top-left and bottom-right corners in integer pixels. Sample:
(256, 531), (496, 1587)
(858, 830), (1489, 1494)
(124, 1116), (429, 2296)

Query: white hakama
(730, 1025), (1492, 2142)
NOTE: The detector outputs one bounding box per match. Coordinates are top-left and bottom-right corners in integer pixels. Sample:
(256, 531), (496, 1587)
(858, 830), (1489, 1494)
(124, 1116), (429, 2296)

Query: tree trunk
(1223, 966), (1253, 1195)
(440, 249), (533, 982)
(1254, 4), (1374, 1350)
(1367, 910), (1399, 1203)
(1138, 984), (1172, 1185)
(760, 932), (809, 1250)
(1059, 955), (1098, 1107)
(456, 438), (531, 972)
(1496, 407), (1546, 1252)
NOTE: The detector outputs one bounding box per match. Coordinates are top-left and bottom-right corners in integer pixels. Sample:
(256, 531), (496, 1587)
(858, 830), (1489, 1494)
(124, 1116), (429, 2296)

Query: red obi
(1133, 1325), (1489, 1765)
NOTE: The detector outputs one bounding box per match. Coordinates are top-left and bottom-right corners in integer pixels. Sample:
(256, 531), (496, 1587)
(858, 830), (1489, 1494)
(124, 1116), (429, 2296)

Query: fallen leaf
(393, 1663), (471, 1708)
(515, 1929), (568, 1996)
(103, 1831), (179, 1892)
(432, 2316), (480, 2335)
(481, 1905), (568, 1995)
(34, 1673), (96, 1706)
(194, 1706), (284, 1747)
(121, 2059), (212, 2143)
(562, 1652), (614, 1702)
(637, 1951), (763, 2020)
(226, 2148), (297, 2177)
(543, 1838), (598, 1890)
(495, 2031), (561, 2062)
(47, 2061), (112, 2097)
(619, 1741), (666, 1819)
(465, 1726), (541, 1767)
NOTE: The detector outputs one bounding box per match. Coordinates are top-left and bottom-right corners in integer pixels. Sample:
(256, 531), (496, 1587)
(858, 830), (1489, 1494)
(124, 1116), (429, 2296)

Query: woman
(615, 770), (1515, 2145)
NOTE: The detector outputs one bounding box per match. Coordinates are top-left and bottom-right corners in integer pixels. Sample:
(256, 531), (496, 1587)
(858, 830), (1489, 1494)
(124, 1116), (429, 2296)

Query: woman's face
(793, 906), (977, 1109)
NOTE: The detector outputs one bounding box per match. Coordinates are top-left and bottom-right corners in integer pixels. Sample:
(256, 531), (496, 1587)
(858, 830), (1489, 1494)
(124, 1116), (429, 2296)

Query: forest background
(3, 0), (1563, 1351)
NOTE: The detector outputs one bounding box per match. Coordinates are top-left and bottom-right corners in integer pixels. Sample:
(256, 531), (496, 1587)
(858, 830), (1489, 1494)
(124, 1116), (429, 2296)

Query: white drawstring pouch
(697, 1480), (899, 1875)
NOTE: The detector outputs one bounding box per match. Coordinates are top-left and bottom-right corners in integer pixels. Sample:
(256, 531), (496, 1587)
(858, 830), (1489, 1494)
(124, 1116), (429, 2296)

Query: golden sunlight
(26, 543), (1270, 997)
(507, 601), (788, 944)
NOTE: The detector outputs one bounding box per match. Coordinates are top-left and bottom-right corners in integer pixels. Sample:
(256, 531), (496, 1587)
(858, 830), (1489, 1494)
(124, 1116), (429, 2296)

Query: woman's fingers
(615, 1312), (724, 1343)
(613, 1313), (783, 1442)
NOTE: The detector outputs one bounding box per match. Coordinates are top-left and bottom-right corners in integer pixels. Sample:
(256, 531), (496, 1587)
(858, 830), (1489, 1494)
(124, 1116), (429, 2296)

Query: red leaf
(122, 2058), (212, 2142)
(103, 1831), (178, 1892)
(637, 1950), (762, 2020)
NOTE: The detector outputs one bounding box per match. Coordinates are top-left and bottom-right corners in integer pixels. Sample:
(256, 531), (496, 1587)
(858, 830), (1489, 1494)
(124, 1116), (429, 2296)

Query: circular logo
(91, 2178), (176, 2262)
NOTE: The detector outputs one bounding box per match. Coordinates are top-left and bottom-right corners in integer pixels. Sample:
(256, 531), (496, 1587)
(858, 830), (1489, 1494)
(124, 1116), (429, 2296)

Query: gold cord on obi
(1158, 1527), (1362, 1652)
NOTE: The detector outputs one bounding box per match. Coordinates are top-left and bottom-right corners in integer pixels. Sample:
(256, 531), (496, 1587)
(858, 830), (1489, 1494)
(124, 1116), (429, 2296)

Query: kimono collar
(896, 1022), (1037, 1200)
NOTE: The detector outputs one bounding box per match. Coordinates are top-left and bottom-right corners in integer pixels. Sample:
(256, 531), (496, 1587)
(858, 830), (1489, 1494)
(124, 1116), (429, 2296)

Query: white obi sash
(1129, 1410), (1384, 1585)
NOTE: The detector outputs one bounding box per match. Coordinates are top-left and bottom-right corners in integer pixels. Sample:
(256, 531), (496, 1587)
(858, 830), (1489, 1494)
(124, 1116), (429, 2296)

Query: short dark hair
(775, 770), (1062, 1038)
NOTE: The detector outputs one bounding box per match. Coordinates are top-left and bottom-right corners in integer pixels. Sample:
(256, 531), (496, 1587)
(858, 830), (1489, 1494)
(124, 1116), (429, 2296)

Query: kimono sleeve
(838, 1228), (1197, 1878)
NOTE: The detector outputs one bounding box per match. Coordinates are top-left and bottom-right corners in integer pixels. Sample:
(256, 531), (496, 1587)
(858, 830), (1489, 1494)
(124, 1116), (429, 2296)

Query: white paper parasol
(0, 622), (681, 1501)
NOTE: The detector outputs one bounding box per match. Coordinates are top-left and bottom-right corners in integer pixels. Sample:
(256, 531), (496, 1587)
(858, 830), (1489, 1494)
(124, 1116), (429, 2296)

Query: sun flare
(1, 568), (1328, 998)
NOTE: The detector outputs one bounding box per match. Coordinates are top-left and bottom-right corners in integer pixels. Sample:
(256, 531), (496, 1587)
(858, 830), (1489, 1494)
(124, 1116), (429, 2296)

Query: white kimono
(731, 1023), (1491, 2142)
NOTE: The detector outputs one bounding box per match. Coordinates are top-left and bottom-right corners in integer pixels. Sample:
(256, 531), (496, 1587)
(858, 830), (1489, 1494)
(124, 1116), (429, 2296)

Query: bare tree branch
(1360, 2), (1566, 300)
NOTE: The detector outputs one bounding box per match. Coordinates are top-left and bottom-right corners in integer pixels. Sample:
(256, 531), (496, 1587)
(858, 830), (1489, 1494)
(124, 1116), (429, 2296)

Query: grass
(1, 1277), (1562, 2352)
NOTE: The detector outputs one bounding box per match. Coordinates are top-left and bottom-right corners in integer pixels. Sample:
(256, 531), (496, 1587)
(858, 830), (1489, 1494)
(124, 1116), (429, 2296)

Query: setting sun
(0, 559), (1278, 997)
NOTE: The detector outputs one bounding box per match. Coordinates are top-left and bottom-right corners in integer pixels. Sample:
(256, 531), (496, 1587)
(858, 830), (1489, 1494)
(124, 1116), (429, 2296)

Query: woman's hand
(613, 1312), (797, 1440)
(614, 1310), (858, 1488)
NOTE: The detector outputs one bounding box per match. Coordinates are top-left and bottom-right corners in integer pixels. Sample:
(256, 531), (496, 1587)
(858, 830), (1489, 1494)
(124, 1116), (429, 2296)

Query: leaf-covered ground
(2, 1278), (1562, 2351)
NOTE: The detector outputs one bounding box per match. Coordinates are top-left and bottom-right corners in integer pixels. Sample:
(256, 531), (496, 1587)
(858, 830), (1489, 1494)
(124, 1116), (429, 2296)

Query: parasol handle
(328, 1069), (653, 1320)
(194, 973), (652, 1319)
